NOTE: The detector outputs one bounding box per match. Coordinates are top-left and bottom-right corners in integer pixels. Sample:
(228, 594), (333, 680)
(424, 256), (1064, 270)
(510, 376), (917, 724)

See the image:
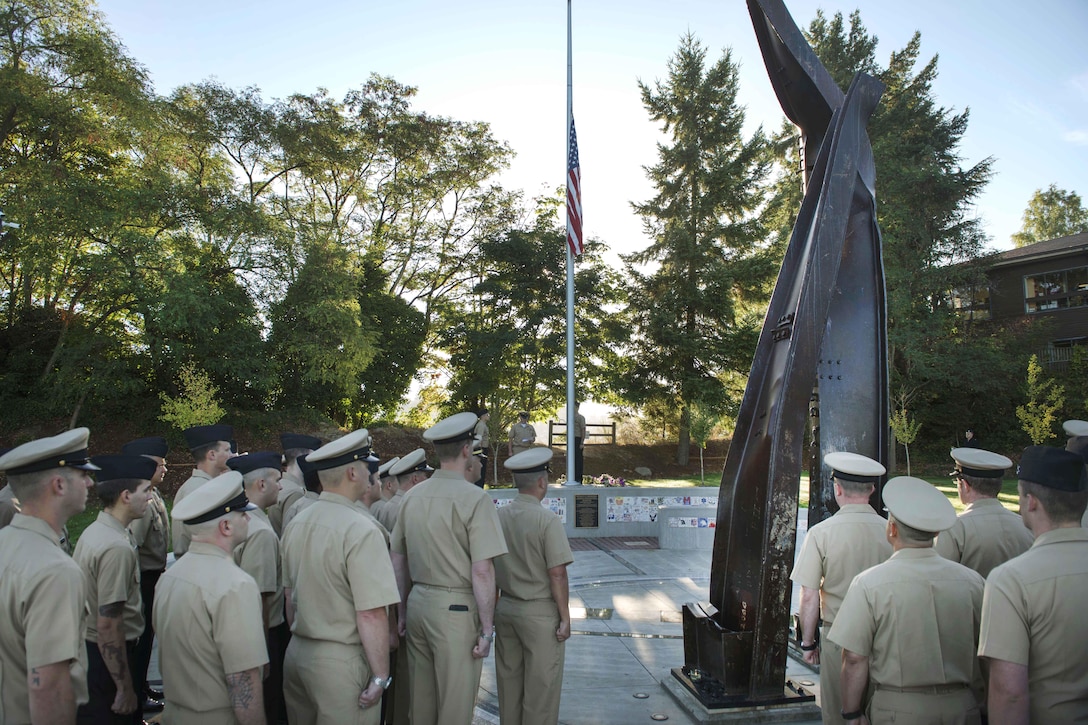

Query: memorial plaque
(574, 494), (599, 528)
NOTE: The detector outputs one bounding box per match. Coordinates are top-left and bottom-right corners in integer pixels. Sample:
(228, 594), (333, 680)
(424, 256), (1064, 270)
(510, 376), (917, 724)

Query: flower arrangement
(589, 473), (627, 487)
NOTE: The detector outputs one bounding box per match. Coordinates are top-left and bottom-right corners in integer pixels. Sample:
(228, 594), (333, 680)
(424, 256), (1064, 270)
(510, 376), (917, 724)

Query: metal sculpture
(675, 0), (889, 708)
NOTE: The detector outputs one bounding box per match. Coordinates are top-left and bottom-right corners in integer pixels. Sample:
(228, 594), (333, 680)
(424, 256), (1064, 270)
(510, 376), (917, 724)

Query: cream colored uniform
(73, 512), (144, 641)
(282, 492), (400, 725)
(171, 469), (213, 556)
(474, 419), (490, 449)
(828, 549), (984, 724)
(390, 470), (508, 725)
(494, 493), (574, 725)
(380, 488), (406, 532)
(978, 527), (1088, 721)
(280, 489), (319, 536)
(153, 541), (268, 725)
(0, 514), (89, 723)
(268, 472), (304, 537)
(788, 503), (891, 724)
(509, 422), (536, 455)
(935, 498), (1034, 578)
(232, 508), (284, 629)
(0, 484), (20, 528)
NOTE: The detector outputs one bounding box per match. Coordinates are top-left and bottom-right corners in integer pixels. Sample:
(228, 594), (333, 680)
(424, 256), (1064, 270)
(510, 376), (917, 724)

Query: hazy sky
(94, 0), (1088, 257)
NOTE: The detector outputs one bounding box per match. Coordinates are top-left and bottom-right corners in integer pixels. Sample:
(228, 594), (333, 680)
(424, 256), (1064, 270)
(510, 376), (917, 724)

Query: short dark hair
(961, 472), (1001, 498)
(191, 440), (224, 462)
(891, 516), (935, 543)
(434, 438), (470, 461)
(1020, 479), (1088, 524)
(836, 478), (875, 497)
(98, 478), (144, 508)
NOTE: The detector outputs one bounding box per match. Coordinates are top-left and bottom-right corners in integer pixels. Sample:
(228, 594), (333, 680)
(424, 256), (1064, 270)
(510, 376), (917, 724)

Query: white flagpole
(564, 0), (577, 486)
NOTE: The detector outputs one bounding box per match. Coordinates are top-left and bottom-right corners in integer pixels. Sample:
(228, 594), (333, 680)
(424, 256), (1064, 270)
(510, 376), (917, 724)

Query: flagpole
(564, 0), (577, 486)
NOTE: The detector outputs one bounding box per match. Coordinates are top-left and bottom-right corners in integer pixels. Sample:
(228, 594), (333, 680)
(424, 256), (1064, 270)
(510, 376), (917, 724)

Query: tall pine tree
(621, 34), (775, 464)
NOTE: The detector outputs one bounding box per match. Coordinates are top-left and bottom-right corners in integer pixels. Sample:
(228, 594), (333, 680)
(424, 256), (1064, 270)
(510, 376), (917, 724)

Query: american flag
(566, 117), (583, 256)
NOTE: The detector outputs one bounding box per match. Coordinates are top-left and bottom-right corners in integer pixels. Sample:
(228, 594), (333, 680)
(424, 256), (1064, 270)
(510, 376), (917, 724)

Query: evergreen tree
(783, 11), (1039, 450)
(621, 33), (774, 464)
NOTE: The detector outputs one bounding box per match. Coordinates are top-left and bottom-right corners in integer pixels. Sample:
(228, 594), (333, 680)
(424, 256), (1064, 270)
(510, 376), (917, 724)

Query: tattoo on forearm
(226, 671), (256, 711)
(100, 640), (128, 683)
(30, 667), (41, 688)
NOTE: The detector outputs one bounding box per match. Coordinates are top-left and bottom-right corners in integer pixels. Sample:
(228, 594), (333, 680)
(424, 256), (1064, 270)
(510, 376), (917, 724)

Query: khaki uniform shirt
(0, 514), (89, 722)
(280, 490), (319, 537)
(353, 501), (391, 547)
(828, 548), (984, 689)
(935, 498), (1033, 578)
(474, 419), (491, 448)
(73, 512), (144, 642)
(789, 503), (892, 624)
(172, 469), (213, 556)
(129, 488), (170, 572)
(979, 527), (1088, 721)
(153, 541), (268, 712)
(233, 508), (284, 628)
(0, 485), (19, 529)
(495, 494), (573, 601)
(269, 473), (304, 536)
(509, 422), (536, 452)
(380, 489), (406, 532)
(282, 492), (400, 642)
(391, 469), (508, 588)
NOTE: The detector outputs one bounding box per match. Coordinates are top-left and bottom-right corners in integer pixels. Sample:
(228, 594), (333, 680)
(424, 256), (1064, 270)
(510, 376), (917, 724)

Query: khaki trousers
(383, 634), (411, 725)
(406, 585), (483, 725)
(495, 597), (566, 725)
(820, 623), (844, 724)
(162, 703), (235, 725)
(283, 635), (380, 725)
(869, 687), (979, 725)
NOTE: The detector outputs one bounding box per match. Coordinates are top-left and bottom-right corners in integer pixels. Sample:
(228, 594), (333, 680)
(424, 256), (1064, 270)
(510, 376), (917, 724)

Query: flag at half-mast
(566, 117), (583, 256)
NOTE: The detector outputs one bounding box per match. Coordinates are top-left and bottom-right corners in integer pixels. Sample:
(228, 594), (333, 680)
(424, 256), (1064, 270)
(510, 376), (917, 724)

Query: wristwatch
(841, 708), (864, 721)
(370, 675), (393, 690)
(480, 630), (495, 641)
(800, 641), (819, 652)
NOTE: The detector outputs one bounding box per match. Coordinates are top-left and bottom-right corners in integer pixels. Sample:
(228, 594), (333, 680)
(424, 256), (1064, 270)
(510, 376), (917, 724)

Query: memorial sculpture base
(664, 670), (820, 723)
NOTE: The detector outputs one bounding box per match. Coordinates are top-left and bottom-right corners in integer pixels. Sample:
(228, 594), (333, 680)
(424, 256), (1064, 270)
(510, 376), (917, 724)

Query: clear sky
(93, 0), (1087, 257)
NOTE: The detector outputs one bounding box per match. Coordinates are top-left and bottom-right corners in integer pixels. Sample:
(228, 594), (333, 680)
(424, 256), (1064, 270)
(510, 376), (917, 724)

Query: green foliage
(159, 363), (225, 431)
(621, 33), (774, 465)
(1016, 354), (1065, 445)
(1011, 185), (1088, 248)
(889, 405), (922, 475)
(1060, 346), (1088, 418)
(788, 11), (1046, 452)
(440, 193), (625, 439)
(399, 382), (447, 430)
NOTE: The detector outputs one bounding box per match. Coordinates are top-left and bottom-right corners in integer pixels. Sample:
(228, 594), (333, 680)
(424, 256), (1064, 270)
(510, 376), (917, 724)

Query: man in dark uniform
(74, 454), (156, 724)
(121, 435), (170, 713)
(0, 429), (98, 723)
(172, 423), (234, 557)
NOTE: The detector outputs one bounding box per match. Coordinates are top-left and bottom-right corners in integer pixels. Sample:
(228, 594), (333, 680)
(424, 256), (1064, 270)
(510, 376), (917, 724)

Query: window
(952, 285), (991, 321)
(1024, 266), (1088, 313)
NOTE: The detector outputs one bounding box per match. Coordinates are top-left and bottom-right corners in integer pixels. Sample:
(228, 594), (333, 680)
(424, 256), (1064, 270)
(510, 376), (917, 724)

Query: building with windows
(954, 232), (1088, 368)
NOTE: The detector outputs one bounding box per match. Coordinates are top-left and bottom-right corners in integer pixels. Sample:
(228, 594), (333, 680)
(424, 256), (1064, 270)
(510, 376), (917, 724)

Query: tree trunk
(678, 404), (691, 465)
